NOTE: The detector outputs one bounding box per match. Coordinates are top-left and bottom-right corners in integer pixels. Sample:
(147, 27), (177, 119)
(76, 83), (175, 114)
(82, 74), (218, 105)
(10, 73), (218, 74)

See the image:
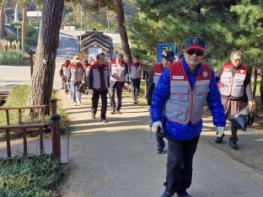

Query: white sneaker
(73, 102), (77, 106)
(76, 99), (81, 106)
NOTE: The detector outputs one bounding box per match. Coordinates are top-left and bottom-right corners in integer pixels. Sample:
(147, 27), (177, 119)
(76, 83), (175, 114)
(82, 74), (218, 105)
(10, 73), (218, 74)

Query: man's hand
(152, 121), (162, 133)
(248, 100), (256, 112)
(216, 126), (225, 138)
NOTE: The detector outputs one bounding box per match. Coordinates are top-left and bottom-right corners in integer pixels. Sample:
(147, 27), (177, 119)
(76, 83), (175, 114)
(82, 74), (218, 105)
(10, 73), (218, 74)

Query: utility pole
(79, 1), (83, 52)
(106, 10), (110, 31)
(14, 3), (19, 43)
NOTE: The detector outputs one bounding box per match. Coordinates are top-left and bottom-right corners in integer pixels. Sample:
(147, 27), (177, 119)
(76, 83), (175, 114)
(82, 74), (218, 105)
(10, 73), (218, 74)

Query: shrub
(0, 154), (63, 197)
(0, 50), (29, 65)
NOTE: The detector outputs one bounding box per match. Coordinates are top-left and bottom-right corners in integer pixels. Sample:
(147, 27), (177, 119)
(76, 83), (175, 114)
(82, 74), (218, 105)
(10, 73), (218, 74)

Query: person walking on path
(147, 51), (174, 154)
(83, 59), (91, 94)
(109, 53), (129, 114)
(215, 50), (256, 149)
(129, 55), (143, 104)
(59, 58), (71, 93)
(88, 53), (110, 123)
(151, 37), (226, 197)
(68, 56), (85, 106)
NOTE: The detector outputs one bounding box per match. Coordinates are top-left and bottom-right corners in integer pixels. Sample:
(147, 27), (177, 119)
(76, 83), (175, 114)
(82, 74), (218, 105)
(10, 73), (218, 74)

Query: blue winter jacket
(150, 58), (226, 141)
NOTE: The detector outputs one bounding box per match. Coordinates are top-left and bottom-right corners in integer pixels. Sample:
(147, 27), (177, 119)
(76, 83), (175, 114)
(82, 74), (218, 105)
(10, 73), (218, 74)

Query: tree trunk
(114, 0), (132, 64)
(30, 0), (64, 106)
(21, 4), (27, 52)
(252, 67), (258, 98)
(260, 75), (263, 105)
(0, 1), (5, 39)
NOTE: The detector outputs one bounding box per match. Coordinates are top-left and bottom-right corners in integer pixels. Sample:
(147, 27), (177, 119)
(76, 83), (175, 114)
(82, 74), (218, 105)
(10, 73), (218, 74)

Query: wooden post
(51, 114), (61, 161)
(28, 50), (35, 77)
(50, 99), (57, 115)
(6, 129), (11, 157)
(5, 109), (11, 157)
(29, 108), (34, 123)
(23, 128), (27, 155)
(5, 109), (10, 125)
(18, 109), (22, 124)
(39, 127), (44, 155)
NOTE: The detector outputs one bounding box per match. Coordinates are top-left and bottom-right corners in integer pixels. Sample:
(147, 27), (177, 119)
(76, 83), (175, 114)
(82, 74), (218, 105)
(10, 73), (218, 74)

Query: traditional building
(78, 29), (113, 59)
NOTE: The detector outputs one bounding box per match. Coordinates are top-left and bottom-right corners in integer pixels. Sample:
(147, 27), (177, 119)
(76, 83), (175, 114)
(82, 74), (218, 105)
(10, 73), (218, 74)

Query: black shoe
(161, 191), (172, 197)
(101, 119), (108, 123)
(177, 191), (192, 197)
(215, 133), (225, 143)
(229, 137), (238, 150)
(111, 110), (115, 114)
(157, 149), (167, 154)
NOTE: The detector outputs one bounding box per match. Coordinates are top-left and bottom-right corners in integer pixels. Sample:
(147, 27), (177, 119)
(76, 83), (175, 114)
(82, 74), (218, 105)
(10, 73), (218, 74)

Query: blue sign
(156, 43), (177, 63)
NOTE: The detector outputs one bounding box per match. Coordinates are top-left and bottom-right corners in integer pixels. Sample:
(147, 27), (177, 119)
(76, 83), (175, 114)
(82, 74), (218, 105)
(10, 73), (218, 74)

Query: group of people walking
(60, 37), (256, 197)
(59, 52), (144, 122)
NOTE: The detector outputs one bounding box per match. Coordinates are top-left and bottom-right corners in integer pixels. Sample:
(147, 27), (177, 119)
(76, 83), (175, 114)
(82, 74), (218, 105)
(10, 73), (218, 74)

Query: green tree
(128, 0), (263, 102)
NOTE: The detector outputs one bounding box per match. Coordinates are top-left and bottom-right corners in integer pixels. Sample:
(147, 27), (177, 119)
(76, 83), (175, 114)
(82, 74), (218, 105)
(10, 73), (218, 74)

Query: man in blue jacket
(151, 37), (226, 197)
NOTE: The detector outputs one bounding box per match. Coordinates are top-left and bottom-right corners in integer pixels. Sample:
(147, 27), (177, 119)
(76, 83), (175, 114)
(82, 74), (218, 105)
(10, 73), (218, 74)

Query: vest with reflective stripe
(219, 63), (247, 98)
(153, 64), (163, 84)
(91, 63), (109, 90)
(165, 62), (211, 124)
(129, 63), (143, 79)
(84, 64), (91, 78)
(69, 63), (84, 82)
(110, 60), (127, 82)
(61, 64), (69, 77)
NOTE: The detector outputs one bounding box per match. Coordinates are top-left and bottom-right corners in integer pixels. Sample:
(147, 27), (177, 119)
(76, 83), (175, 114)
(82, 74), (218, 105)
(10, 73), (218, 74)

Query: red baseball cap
(185, 37), (205, 52)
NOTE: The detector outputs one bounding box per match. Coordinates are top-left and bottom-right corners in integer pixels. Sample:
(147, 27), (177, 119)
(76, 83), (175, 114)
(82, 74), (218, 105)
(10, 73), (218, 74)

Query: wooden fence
(0, 99), (61, 161)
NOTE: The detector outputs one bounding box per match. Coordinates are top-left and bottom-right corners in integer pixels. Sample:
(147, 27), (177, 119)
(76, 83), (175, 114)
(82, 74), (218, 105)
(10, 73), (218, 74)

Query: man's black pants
(92, 90), (108, 119)
(165, 136), (199, 195)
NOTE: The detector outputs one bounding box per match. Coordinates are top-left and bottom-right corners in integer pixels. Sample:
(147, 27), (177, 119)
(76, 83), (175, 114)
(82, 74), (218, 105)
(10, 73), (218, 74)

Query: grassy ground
(0, 154), (63, 197)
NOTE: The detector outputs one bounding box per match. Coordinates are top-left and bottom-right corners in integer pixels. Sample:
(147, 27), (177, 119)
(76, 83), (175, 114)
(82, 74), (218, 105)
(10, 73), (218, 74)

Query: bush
(25, 25), (38, 46)
(0, 50), (29, 65)
(3, 35), (17, 42)
(4, 24), (38, 48)
(0, 154), (63, 197)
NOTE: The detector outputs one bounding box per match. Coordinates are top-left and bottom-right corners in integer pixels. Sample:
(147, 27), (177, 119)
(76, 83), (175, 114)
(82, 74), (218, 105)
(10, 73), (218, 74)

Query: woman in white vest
(129, 55), (143, 104)
(68, 56), (85, 106)
(216, 50), (256, 149)
(109, 53), (128, 114)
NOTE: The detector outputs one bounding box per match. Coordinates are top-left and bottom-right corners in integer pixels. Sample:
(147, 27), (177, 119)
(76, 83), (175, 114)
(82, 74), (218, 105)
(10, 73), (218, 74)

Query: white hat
(72, 55), (81, 64)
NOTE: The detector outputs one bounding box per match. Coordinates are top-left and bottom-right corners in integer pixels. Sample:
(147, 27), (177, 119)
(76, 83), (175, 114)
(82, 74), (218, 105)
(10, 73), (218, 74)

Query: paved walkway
(59, 90), (263, 197)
